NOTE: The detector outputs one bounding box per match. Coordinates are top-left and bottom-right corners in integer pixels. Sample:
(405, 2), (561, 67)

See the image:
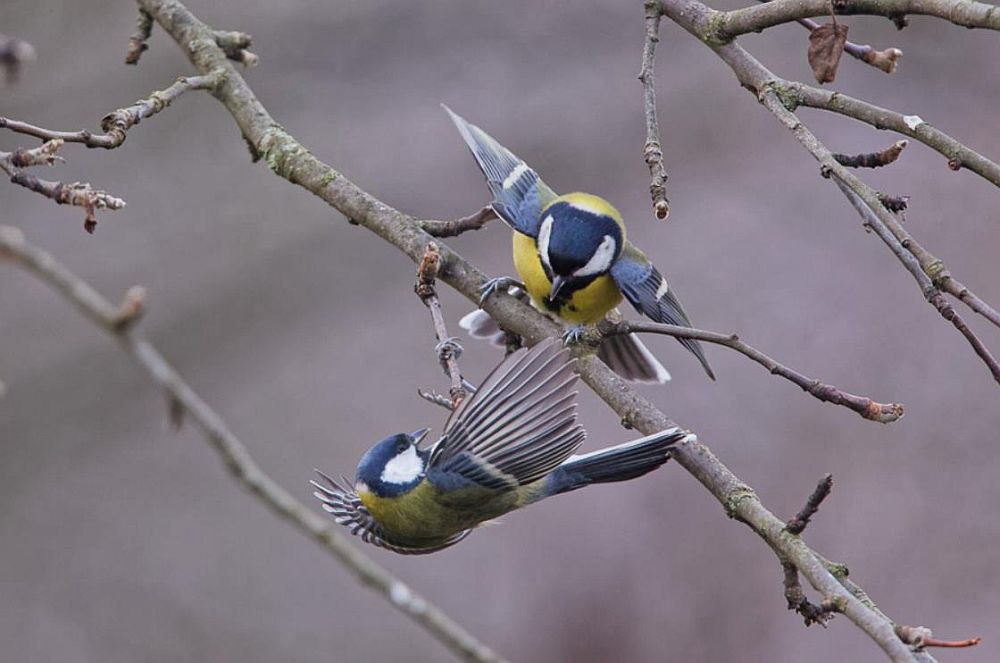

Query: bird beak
(550, 275), (568, 301)
(409, 427), (431, 446)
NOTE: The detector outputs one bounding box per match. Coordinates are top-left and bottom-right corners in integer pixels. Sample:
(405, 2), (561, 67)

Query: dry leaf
(808, 22), (849, 84)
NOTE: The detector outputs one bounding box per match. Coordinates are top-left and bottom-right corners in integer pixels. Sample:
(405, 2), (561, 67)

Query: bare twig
(755, 0), (904, 73)
(125, 9), (154, 64)
(833, 140), (908, 168)
(654, 0), (1000, 382)
(9, 139), (65, 168)
(598, 319), (904, 423)
(420, 206), (498, 237)
(832, 175), (1000, 383)
(0, 73), (220, 149)
(417, 388), (456, 411)
(415, 242), (468, 407)
(895, 625), (982, 650)
(786, 474), (834, 535)
(783, 562), (837, 626)
(0, 225), (504, 663)
(715, 0), (1000, 38)
(639, 0), (670, 219)
(213, 30), (258, 67)
(788, 83), (1000, 188)
(878, 194), (909, 213)
(0, 149), (125, 233)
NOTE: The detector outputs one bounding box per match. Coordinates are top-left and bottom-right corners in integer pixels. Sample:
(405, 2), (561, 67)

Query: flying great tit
(312, 340), (689, 554)
(444, 106), (715, 382)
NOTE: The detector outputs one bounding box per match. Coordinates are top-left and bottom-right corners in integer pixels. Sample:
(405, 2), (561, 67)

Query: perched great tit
(312, 340), (689, 554)
(444, 106), (715, 382)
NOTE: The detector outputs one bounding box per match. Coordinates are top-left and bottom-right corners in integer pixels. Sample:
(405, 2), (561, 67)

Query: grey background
(2, 1), (998, 661)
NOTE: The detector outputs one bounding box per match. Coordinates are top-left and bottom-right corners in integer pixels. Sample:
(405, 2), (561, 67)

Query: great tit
(444, 106), (715, 382)
(312, 339), (689, 554)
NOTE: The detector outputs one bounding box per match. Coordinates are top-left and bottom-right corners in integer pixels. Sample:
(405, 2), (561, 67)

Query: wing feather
(428, 339), (585, 487)
(443, 105), (557, 237)
(610, 244), (716, 380)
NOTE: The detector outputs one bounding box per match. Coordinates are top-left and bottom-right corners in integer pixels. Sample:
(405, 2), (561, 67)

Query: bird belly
(511, 232), (622, 324)
(360, 481), (516, 542)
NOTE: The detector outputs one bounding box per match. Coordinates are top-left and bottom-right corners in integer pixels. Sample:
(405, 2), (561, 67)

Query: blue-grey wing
(610, 243), (715, 380)
(443, 105), (557, 238)
(427, 339), (585, 488)
(311, 471), (471, 555)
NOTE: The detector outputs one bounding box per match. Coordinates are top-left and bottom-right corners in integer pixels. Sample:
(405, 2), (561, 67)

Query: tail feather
(597, 333), (671, 384)
(547, 428), (690, 496)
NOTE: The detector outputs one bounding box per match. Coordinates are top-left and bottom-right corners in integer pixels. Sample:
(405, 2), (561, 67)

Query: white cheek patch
(381, 445), (424, 484)
(574, 235), (617, 277)
(537, 215), (554, 270)
(502, 162), (530, 190)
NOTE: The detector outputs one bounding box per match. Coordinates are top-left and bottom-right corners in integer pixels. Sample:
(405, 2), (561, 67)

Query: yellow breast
(512, 232), (622, 324)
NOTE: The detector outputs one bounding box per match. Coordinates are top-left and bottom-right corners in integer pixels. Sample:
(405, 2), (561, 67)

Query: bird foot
(478, 276), (527, 307)
(562, 325), (588, 346)
(435, 337), (463, 370)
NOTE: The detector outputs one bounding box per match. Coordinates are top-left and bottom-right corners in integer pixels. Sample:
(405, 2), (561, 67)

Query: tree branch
(639, 0), (671, 219)
(0, 225), (505, 663)
(419, 206), (497, 237)
(598, 319), (903, 422)
(755, 0), (903, 74)
(415, 242), (469, 406)
(656, 0), (1000, 384)
(128, 1), (947, 659)
(716, 0), (1000, 38)
(0, 73), (220, 149)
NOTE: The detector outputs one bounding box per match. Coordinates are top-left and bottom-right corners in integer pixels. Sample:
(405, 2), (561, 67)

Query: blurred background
(2, 1), (998, 661)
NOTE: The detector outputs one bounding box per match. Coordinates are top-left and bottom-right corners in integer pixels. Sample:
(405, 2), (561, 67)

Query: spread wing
(443, 105), (557, 238)
(427, 338), (585, 489)
(311, 471), (471, 555)
(610, 243), (716, 380)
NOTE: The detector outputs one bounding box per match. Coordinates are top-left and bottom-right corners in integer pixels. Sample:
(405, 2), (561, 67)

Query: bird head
(538, 193), (625, 302)
(355, 428), (430, 497)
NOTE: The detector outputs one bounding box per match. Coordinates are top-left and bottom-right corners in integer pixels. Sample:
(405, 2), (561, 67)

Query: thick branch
(0, 73), (220, 149)
(0, 226), (504, 663)
(131, 1), (933, 660)
(716, 0), (1000, 38)
(639, 0), (671, 219)
(600, 319), (903, 422)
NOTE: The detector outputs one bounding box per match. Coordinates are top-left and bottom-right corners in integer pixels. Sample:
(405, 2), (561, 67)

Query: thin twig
(598, 319), (903, 423)
(755, 0), (903, 73)
(639, 0), (670, 219)
(0, 73), (220, 149)
(831, 175), (1000, 383)
(420, 206), (498, 237)
(833, 140), (908, 168)
(213, 30), (258, 66)
(783, 562), (837, 626)
(653, 0), (1000, 382)
(895, 625), (982, 650)
(788, 82), (1000, 188)
(124, 9), (154, 64)
(415, 242), (468, 407)
(0, 225), (504, 663)
(417, 389), (456, 411)
(786, 474), (834, 534)
(715, 0), (1000, 38)
(0, 146), (125, 233)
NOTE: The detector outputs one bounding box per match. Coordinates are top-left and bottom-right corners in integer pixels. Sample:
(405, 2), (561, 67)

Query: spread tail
(546, 428), (690, 497)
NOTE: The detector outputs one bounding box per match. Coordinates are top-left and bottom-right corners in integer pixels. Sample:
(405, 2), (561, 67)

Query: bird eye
(396, 441), (408, 453)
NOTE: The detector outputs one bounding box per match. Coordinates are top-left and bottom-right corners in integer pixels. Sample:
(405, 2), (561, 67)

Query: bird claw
(562, 325), (589, 346)
(435, 337), (463, 369)
(479, 276), (526, 308)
